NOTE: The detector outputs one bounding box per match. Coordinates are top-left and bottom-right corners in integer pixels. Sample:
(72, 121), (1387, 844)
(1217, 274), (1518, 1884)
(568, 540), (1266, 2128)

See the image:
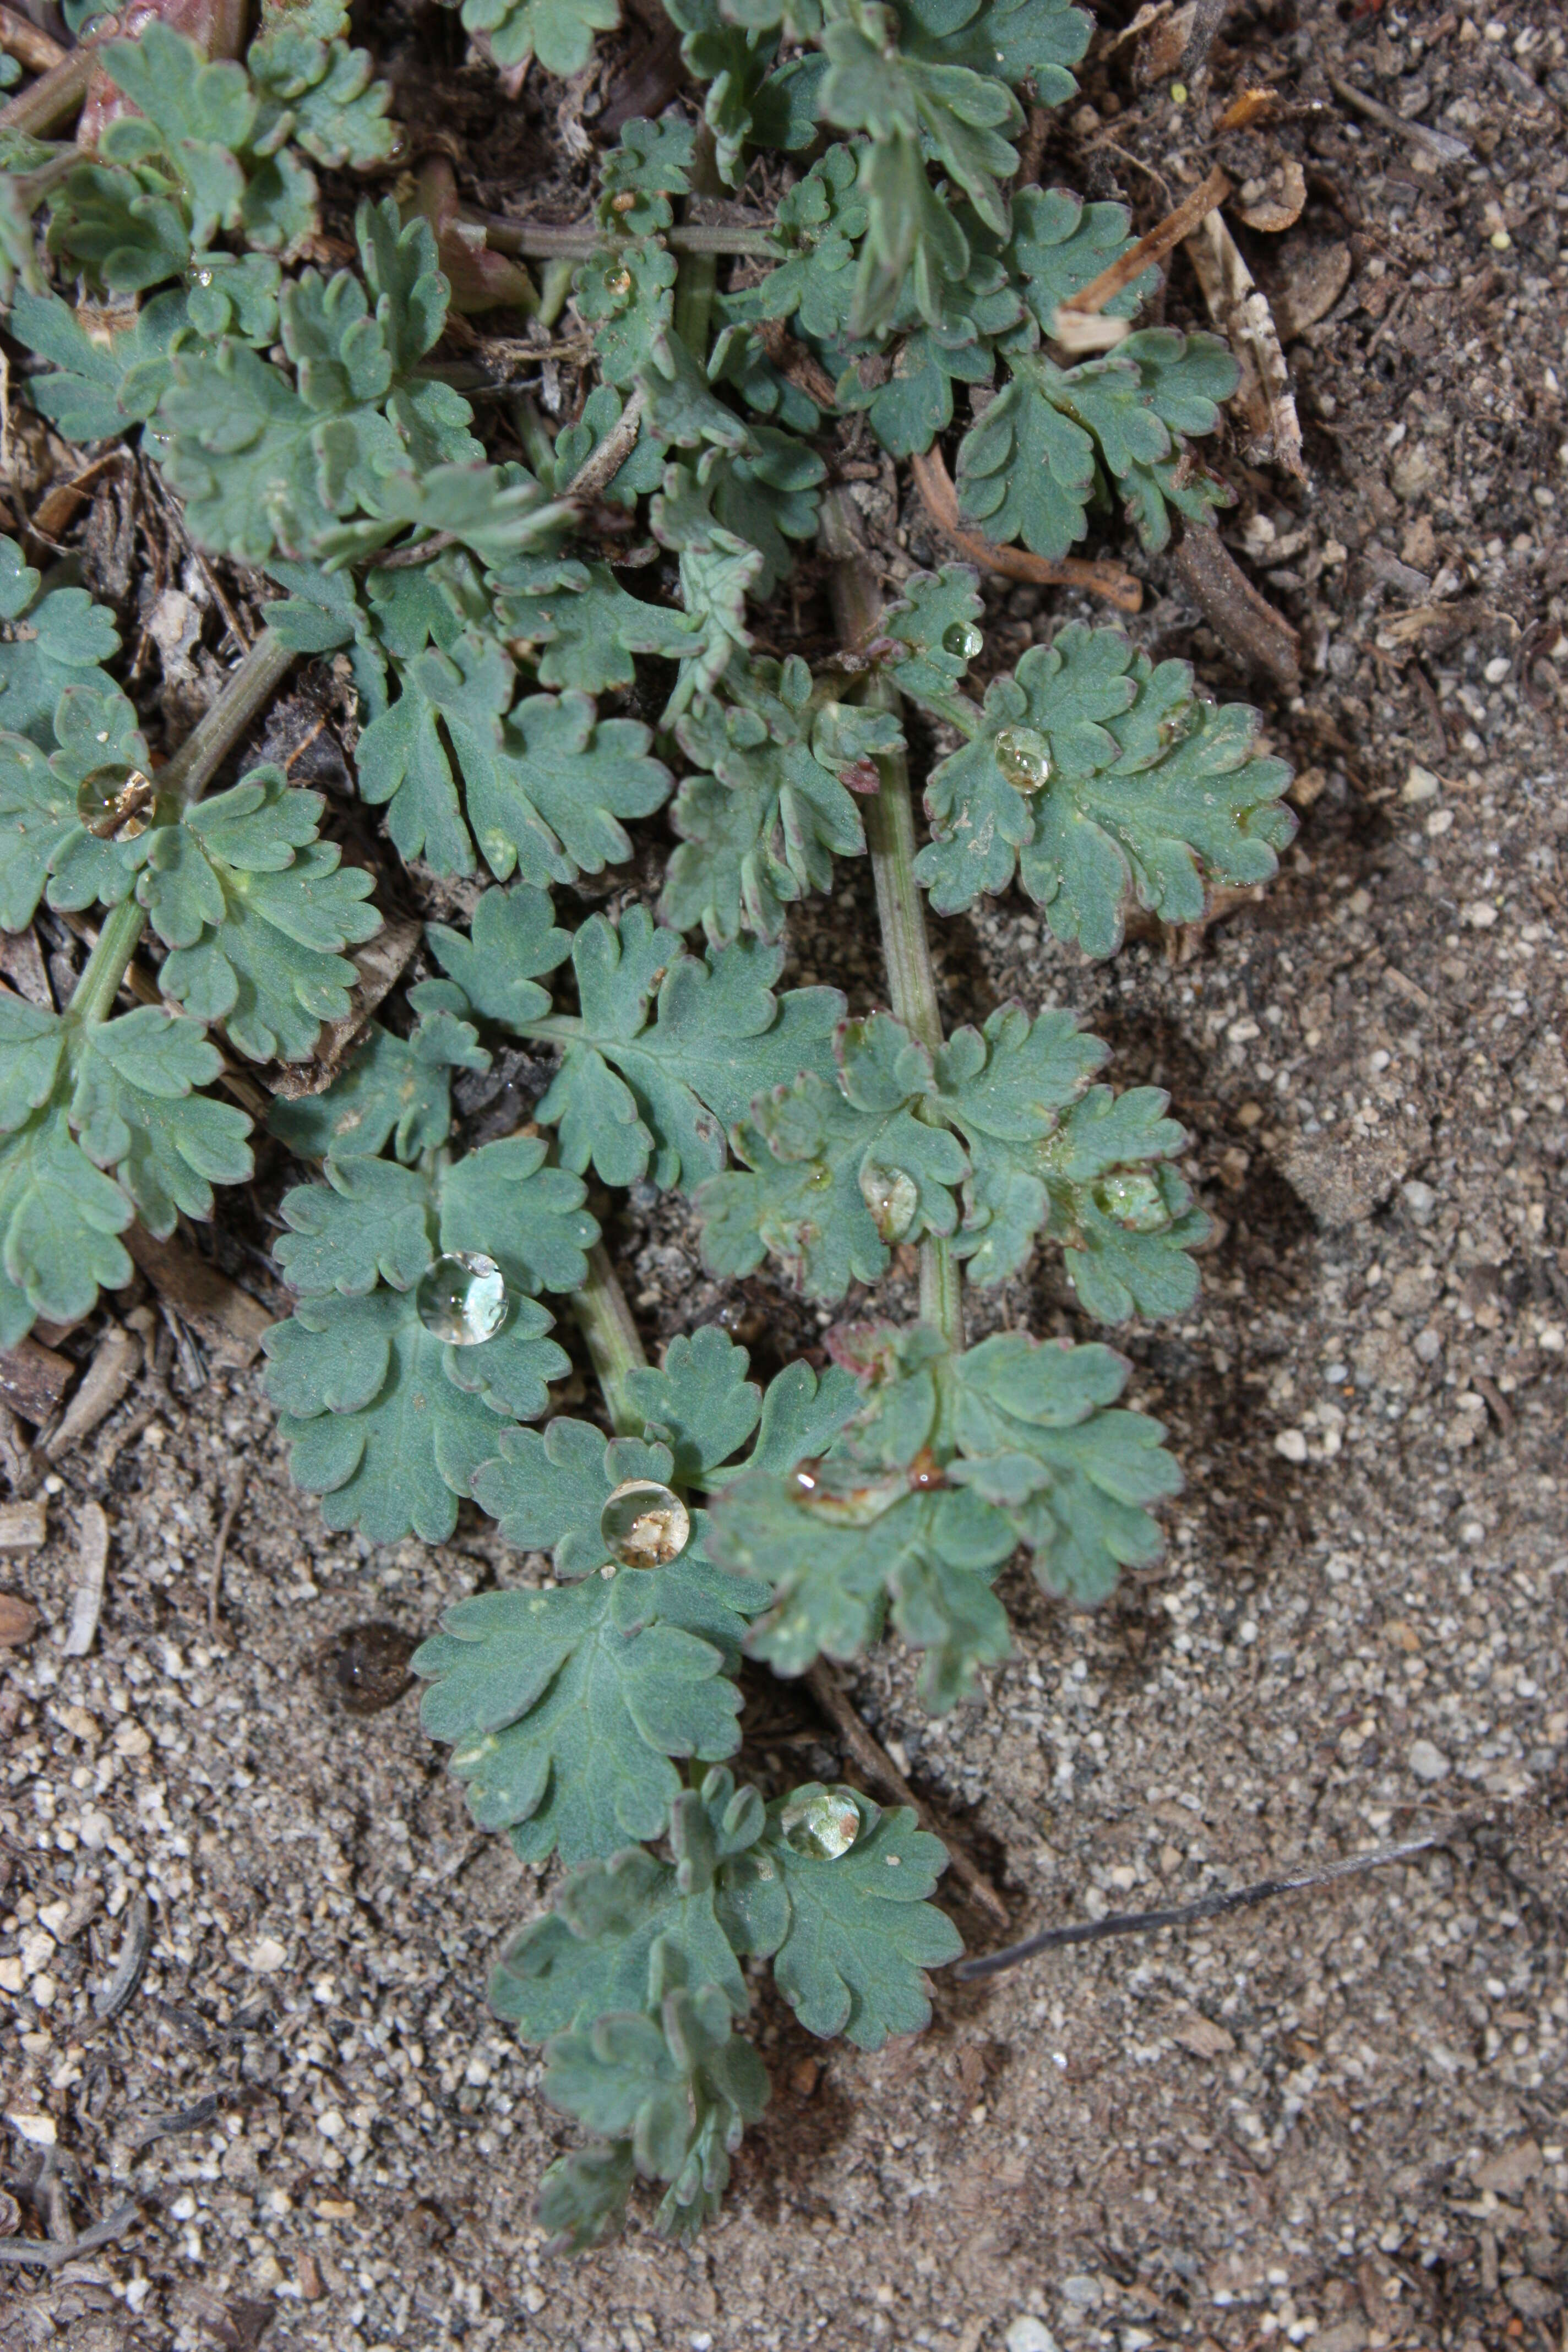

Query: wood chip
(0, 1593), (40, 1649)
(0, 1500), (46, 1553)
(124, 1228), (272, 1368)
(1272, 241), (1353, 341)
(1184, 209), (1305, 481)
(63, 1503), (110, 1657)
(0, 1337), (73, 1423)
(268, 916), (421, 1102)
(45, 1320), (140, 1461)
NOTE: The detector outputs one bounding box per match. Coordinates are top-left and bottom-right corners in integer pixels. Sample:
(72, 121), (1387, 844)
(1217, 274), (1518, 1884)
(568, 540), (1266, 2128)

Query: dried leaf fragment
(46, 1321), (141, 1461)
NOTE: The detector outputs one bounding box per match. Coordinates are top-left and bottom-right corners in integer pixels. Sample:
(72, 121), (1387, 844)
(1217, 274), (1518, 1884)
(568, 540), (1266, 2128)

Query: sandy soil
(2, 2), (1566, 2348)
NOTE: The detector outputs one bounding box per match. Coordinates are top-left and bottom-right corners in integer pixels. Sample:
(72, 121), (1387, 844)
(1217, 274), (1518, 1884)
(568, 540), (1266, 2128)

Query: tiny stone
(1005, 2322), (1061, 2352)
(1408, 1738), (1450, 1783)
(1400, 1179), (1436, 1224)
(1275, 1429), (1309, 1463)
(1061, 2275), (1102, 2310)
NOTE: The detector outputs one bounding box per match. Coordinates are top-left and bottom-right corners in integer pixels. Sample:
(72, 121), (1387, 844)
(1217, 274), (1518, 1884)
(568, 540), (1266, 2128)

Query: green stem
(157, 627), (296, 807)
(672, 122), (723, 365)
(475, 214), (773, 263)
(67, 628), (297, 1026)
(821, 489), (963, 1349)
(537, 255), (575, 329)
(67, 896), (146, 1026)
(573, 1242), (650, 1436)
(904, 683), (981, 740)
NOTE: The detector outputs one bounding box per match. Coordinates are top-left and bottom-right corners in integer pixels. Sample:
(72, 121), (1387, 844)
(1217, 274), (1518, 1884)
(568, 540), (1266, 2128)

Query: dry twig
(208, 1469), (247, 1636)
(1055, 164), (1231, 328)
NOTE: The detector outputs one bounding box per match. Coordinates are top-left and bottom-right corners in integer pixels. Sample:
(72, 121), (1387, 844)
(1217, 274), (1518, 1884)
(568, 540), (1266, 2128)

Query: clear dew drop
(600, 1478), (692, 1569)
(993, 726), (1053, 794)
(779, 1785), (862, 1860)
(1093, 1172), (1172, 1233)
(859, 1161), (918, 1243)
(415, 1250), (511, 1346)
(75, 763), (155, 842)
(941, 619), (983, 660)
(602, 266), (633, 296)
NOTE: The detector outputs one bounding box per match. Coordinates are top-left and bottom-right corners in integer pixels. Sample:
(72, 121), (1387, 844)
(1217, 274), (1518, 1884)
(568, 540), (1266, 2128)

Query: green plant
(0, 0), (1294, 2248)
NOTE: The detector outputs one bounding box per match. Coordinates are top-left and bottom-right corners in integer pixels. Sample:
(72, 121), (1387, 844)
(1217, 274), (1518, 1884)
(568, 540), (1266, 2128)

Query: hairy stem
(476, 214), (774, 262)
(67, 897), (146, 1026)
(159, 627), (297, 805)
(672, 121), (723, 364)
(821, 490), (964, 1348)
(68, 628), (297, 1026)
(0, 40), (91, 135)
(572, 1242), (649, 1436)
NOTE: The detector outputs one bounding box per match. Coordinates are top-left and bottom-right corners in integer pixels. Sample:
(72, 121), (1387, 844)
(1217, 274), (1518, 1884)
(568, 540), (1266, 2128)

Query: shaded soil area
(2, 2), (1566, 2349)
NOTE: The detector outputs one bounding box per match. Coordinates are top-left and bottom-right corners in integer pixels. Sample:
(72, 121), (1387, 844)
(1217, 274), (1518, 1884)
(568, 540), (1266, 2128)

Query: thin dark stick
(805, 1661), (1009, 1926)
(207, 1469), (246, 1635)
(954, 1833), (1445, 1982)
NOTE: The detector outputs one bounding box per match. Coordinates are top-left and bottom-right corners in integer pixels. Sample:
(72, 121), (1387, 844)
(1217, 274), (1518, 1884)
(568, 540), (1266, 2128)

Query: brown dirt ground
(3, 2), (1567, 2349)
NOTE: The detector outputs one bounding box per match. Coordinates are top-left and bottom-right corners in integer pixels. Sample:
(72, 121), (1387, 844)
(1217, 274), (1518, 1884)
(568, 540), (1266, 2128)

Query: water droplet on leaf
(75, 764), (155, 841)
(1093, 1172), (1171, 1232)
(994, 726), (1053, 794)
(941, 620), (983, 660)
(859, 1161), (918, 1243)
(779, 1785), (861, 1859)
(603, 266), (633, 296)
(416, 1251), (511, 1346)
(600, 1479), (690, 1569)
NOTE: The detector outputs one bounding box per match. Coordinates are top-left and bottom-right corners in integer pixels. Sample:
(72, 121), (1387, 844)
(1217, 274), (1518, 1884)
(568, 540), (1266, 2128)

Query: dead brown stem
(910, 447), (1144, 613)
(1058, 164), (1231, 322)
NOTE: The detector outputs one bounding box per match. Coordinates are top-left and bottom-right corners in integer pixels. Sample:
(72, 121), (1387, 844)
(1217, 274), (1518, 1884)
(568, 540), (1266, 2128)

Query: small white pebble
(1274, 1429), (1309, 1464)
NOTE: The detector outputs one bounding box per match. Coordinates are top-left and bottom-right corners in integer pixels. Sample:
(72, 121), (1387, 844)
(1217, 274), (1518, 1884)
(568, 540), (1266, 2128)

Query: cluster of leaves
(0, 0), (1298, 2250)
(707, 1317), (1180, 1705)
(0, 541), (380, 1339)
(481, 1768), (960, 2246)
